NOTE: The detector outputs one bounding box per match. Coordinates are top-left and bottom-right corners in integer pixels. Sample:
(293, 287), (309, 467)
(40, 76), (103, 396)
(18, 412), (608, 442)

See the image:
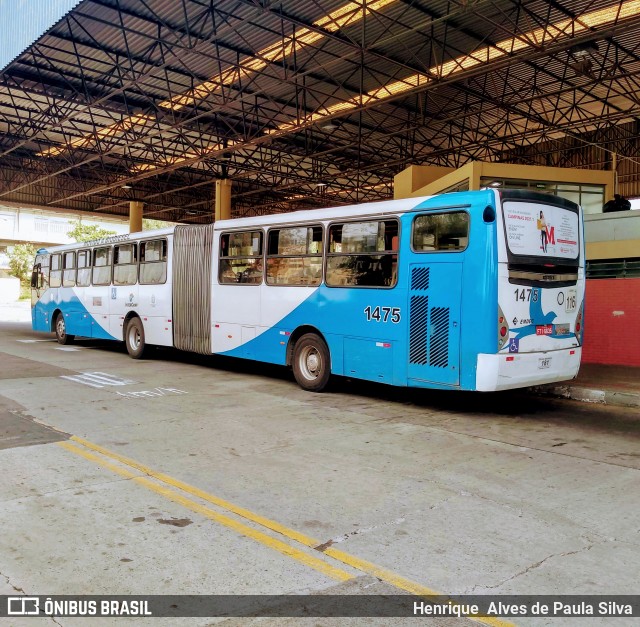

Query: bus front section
(477, 190), (584, 392)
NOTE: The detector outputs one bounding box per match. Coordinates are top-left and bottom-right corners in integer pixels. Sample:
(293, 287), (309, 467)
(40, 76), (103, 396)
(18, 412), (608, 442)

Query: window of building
(76, 249), (91, 287)
(139, 239), (167, 284)
(580, 186), (607, 215)
(412, 211), (469, 252)
(219, 231), (263, 284)
(113, 243), (138, 285)
(326, 219), (398, 287)
(50, 221), (68, 234)
(480, 178), (606, 215)
(586, 257), (640, 279)
(34, 218), (48, 233)
(49, 253), (62, 287)
(92, 246), (112, 286)
(439, 179), (471, 194)
(266, 225), (322, 286)
(62, 251), (76, 287)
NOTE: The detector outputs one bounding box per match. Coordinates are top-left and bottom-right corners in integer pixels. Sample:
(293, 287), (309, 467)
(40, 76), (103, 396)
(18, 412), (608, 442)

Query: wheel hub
(306, 352), (319, 373)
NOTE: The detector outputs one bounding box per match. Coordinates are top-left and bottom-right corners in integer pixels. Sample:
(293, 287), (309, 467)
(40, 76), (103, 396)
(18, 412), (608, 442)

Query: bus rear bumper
(476, 348), (582, 392)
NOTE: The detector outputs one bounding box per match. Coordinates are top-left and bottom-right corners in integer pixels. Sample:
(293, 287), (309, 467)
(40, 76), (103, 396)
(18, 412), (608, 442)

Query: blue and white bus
(31, 189), (584, 392)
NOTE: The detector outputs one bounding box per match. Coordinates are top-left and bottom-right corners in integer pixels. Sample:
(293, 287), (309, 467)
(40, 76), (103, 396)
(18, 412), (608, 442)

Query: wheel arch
(51, 308), (63, 332)
(122, 311), (141, 341)
(286, 325), (329, 367)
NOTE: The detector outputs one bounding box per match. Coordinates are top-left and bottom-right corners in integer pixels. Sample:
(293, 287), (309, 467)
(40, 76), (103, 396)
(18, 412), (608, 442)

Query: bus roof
(39, 191), (518, 254)
(215, 195), (437, 230)
(36, 226), (175, 254)
(38, 195), (440, 255)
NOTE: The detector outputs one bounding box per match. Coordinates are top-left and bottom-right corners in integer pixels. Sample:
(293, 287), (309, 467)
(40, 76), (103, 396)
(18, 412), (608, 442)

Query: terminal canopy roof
(0, 0), (639, 222)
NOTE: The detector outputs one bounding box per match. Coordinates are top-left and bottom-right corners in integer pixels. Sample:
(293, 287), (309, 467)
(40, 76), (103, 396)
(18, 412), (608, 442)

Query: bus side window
(62, 251), (76, 287)
(412, 212), (469, 252)
(39, 255), (50, 290)
(114, 243), (138, 285)
(326, 219), (398, 288)
(92, 246), (112, 286)
(139, 239), (167, 284)
(49, 254), (62, 288)
(219, 231), (263, 285)
(76, 249), (91, 287)
(266, 225), (322, 286)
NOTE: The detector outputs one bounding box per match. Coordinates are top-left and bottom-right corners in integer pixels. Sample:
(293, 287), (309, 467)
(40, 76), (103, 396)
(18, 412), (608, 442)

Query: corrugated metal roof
(1, 0), (640, 220)
(0, 0), (83, 70)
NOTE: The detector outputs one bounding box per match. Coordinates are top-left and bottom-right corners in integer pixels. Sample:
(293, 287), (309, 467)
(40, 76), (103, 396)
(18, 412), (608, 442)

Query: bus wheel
(125, 317), (146, 359)
(55, 313), (75, 345)
(292, 333), (330, 392)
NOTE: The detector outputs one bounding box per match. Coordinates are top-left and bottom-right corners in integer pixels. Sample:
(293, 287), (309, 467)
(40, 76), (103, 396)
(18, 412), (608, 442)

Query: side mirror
(30, 264), (42, 288)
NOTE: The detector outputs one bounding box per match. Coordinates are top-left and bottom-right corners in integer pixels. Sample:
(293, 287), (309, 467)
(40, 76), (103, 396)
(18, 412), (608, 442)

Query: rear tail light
(497, 305), (509, 350)
(575, 302), (584, 345)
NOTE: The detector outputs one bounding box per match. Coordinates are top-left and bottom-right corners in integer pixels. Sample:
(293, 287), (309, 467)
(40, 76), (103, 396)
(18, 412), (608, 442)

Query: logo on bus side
(125, 292), (138, 308)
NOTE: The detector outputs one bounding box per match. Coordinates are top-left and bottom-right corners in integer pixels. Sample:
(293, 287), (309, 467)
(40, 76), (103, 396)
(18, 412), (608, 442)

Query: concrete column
(129, 201), (143, 233)
(215, 179), (232, 222)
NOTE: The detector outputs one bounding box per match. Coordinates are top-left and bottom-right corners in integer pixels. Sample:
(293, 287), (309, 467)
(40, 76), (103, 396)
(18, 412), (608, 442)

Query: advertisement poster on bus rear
(503, 201), (579, 259)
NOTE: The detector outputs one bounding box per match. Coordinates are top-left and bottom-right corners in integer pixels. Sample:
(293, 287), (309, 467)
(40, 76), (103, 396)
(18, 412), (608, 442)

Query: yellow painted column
(215, 179), (232, 222)
(129, 201), (143, 233)
(470, 161), (482, 190)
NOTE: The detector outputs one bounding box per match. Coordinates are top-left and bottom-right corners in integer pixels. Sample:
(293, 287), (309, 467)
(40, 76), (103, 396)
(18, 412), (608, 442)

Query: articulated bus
(31, 189), (584, 392)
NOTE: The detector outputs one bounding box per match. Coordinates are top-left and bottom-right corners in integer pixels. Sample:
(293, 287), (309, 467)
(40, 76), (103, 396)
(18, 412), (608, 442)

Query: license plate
(538, 357), (551, 369)
(565, 289), (577, 313)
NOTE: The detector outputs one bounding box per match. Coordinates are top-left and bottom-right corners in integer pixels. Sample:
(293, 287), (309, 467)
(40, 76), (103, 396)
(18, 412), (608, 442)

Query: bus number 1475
(364, 306), (401, 323)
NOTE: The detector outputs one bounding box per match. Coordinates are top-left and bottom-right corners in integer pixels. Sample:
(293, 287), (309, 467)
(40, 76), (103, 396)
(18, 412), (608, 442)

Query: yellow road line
(71, 435), (316, 547)
(58, 441), (353, 583)
(67, 436), (514, 627)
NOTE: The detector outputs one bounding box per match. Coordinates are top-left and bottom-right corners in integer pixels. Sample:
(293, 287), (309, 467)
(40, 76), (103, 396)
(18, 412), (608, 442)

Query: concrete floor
(0, 310), (638, 626)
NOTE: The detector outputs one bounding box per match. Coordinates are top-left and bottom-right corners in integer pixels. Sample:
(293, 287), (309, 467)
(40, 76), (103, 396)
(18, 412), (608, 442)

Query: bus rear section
(477, 190), (584, 391)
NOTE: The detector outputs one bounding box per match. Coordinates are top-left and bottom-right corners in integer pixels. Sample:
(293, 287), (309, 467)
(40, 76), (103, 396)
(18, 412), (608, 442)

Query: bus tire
(125, 317), (146, 359)
(55, 312), (75, 345)
(292, 333), (331, 392)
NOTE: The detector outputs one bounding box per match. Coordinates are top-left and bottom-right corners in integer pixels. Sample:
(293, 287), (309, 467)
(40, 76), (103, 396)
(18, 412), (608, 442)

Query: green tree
(67, 220), (117, 243)
(143, 218), (171, 230)
(7, 243), (37, 283)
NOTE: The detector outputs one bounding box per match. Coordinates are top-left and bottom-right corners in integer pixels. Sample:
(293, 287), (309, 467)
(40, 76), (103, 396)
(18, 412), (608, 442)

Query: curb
(532, 384), (640, 408)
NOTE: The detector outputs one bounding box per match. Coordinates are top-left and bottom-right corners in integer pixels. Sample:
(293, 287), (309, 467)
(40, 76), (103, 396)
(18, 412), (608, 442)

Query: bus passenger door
(407, 263), (461, 386)
(85, 287), (111, 338)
